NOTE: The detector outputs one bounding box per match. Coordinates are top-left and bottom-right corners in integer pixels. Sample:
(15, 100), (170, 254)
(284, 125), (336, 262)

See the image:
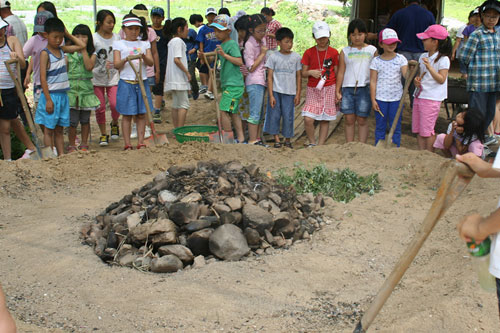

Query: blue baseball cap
(151, 7), (165, 17)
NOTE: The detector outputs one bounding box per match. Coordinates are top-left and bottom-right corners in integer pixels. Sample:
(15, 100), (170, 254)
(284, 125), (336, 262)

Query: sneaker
(192, 90), (199, 100)
(199, 85), (208, 94)
(67, 146), (77, 153)
(131, 123), (138, 139)
(79, 145), (89, 152)
(110, 123), (120, 140)
(153, 113), (162, 124)
(484, 135), (497, 146)
(21, 149), (34, 159)
(145, 126), (151, 139)
(253, 140), (269, 148)
(52, 147), (58, 156)
(99, 134), (109, 146)
(204, 91), (214, 100)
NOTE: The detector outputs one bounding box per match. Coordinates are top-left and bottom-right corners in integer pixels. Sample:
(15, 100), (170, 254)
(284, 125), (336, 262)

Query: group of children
(0, 1), (498, 160)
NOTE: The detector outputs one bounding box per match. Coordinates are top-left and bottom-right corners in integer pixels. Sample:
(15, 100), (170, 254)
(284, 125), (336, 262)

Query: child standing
(234, 15), (251, 135)
(210, 14), (245, 143)
(369, 28), (408, 147)
(336, 19), (377, 143)
(164, 17), (190, 129)
(196, 7), (220, 99)
(93, 10), (120, 145)
(433, 108), (484, 158)
(66, 24), (100, 153)
(150, 6), (167, 123)
(413, 24), (451, 151)
(458, 0), (500, 145)
(113, 14), (154, 150)
(34, 18), (86, 155)
(260, 7), (281, 52)
(185, 15), (202, 100)
(301, 21), (339, 146)
(263, 27), (302, 148)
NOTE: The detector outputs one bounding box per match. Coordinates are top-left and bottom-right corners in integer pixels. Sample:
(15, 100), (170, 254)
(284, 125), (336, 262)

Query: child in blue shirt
(196, 7), (220, 99)
(186, 14), (202, 100)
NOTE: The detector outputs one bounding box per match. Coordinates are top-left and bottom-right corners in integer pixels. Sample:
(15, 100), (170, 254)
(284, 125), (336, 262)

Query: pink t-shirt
(23, 34), (47, 87)
(243, 36), (266, 87)
(119, 27), (157, 78)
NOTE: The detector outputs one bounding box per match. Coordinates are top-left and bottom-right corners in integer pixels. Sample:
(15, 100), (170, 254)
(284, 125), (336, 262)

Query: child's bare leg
(177, 108), (188, 128)
(425, 135), (435, 152)
(98, 123), (106, 136)
(0, 119), (12, 160)
(248, 123), (259, 143)
(318, 121), (330, 145)
(357, 116), (369, 143)
(417, 135), (426, 150)
(154, 94), (162, 110)
(171, 109), (178, 128)
(68, 125), (77, 147)
(344, 114), (356, 143)
(230, 113), (244, 142)
(274, 134), (280, 143)
(220, 111), (232, 132)
(81, 123), (90, 146)
(304, 116), (316, 144)
(54, 126), (64, 155)
(43, 127), (54, 149)
(121, 115), (132, 147)
(136, 114), (146, 145)
(10, 118), (36, 151)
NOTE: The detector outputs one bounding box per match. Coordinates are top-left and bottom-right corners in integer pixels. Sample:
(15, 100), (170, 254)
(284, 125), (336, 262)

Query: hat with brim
(210, 14), (230, 31)
(312, 21), (330, 39)
(379, 28), (401, 44)
(206, 7), (217, 16)
(416, 24), (448, 40)
(0, 18), (8, 30)
(123, 17), (143, 27)
(131, 9), (151, 25)
(33, 11), (54, 33)
(480, 0), (500, 14)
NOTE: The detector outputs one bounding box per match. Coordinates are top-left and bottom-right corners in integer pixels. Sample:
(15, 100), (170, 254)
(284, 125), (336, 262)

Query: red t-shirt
(301, 46), (339, 87)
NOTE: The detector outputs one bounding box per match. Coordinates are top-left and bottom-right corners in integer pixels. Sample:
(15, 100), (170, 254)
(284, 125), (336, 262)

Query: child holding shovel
(210, 14), (245, 143)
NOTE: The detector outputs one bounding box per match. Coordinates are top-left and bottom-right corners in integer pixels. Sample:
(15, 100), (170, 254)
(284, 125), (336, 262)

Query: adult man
(0, 0), (27, 46)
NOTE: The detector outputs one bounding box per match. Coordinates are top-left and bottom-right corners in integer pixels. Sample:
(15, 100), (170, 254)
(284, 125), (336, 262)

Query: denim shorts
(340, 86), (371, 117)
(146, 76), (155, 87)
(116, 79), (152, 116)
(246, 84), (265, 125)
(263, 91), (295, 138)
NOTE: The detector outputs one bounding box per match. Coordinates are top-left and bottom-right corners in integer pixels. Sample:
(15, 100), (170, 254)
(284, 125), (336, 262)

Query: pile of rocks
(81, 160), (328, 273)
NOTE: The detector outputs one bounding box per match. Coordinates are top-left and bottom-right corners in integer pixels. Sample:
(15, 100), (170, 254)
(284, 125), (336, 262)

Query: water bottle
(467, 237), (496, 292)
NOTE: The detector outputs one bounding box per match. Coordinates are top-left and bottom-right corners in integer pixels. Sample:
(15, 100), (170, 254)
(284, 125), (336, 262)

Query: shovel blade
(144, 133), (169, 147)
(208, 130), (234, 144)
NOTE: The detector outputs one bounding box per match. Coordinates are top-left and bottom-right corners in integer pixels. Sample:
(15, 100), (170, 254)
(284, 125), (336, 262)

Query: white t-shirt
(164, 37), (190, 92)
(369, 54), (408, 102)
(119, 28), (157, 78)
(414, 52), (450, 101)
(456, 24), (467, 39)
(342, 45), (377, 87)
(4, 14), (27, 46)
(93, 32), (121, 86)
(490, 153), (500, 278)
(112, 40), (150, 81)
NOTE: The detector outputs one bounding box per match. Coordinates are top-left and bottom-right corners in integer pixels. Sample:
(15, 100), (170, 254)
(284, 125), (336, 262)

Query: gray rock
(209, 224), (250, 261)
(178, 234), (188, 246)
(192, 255), (206, 269)
(169, 202), (200, 226)
(158, 244), (194, 264)
(118, 253), (137, 267)
(220, 211), (242, 225)
(244, 228), (261, 246)
(198, 205), (210, 217)
(213, 203), (231, 215)
(185, 219), (212, 232)
(225, 160), (244, 172)
(245, 164), (259, 177)
(150, 255), (183, 273)
(217, 176), (232, 195)
(94, 237), (107, 257)
(268, 192), (282, 206)
(224, 197), (242, 211)
(242, 195), (256, 205)
(265, 247), (275, 255)
(264, 230), (274, 245)
(187, 228), (214, 256)
(111, 210), (131, 225)
(274, 236), (286, 248)
(129, 219), (177, 244)
(323, 196), (335, 207)
(150, 232), (177, 245)
(242, 204), (274, 235)
(133, 256), (152, 269)
(158, 190), (178, 204)
(255, 248), (264, 255)
(180, 192), (202, 203)
(153, 172), (167, 183)
(126, 212), (142, 229)
(167, 165), (195, 177)
(273, 212), (291, 231)
(106, 231), (118, 249)
(297, 193), (314, 205)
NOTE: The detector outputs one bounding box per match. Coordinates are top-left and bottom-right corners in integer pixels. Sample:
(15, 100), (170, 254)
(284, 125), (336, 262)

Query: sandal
(79, 144), (89, 152)
(306, 143), (317, 148)
(284, 141), (293, 149)
(273, 142), (282, 148)
(67, 145), (77, 153)
(136, 143), (147, 150)
(253, 140), (270, 148)
(124, 145), (133, 151)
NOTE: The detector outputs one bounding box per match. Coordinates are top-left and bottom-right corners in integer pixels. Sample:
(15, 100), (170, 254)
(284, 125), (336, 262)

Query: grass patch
(275, 164), (381, 203)
(444, 0), (484, 21)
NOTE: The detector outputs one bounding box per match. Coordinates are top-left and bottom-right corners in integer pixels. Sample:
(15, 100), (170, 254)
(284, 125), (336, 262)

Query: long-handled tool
(126, 55), (168, 146)
(376, 60), (419, 149)
(353, 161), (475, 333)
(202, 51), (234, 144)
(4, 59), (56, 159)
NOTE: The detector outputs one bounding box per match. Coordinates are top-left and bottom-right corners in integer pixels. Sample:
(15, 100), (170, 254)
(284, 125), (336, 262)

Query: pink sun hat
(416, 24), (449, 40)
(379, 28), (401, 44)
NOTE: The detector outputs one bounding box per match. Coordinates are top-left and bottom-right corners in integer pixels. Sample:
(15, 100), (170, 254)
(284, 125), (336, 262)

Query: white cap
(312, 21), (330, 39)
(0, 0), (11, 8)
(122, 17), (142, 27)
(0, 18), (8, 30)
(206, 7), (217, 16)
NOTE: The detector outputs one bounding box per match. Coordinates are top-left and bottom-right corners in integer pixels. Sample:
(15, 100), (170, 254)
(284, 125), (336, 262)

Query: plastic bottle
(467, 237), (496, 292)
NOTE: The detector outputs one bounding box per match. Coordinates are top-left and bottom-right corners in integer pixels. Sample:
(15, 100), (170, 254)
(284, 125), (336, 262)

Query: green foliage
(275, 164), (381, 203)
(0, 127), (29, 160)
(444, 0), (484, 22)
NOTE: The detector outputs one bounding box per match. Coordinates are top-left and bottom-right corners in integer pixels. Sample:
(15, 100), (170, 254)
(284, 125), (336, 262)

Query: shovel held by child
(376, 59), (419, 149)
(353, 161), (475, 332)
(4, 59), (55, 159)
(126, 54), (168, 146)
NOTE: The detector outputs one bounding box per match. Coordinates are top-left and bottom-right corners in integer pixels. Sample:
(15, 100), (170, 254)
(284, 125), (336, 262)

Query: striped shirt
(457, 25), (500, 92)
(43, 47), (70, 93)
(0, 41), (15, 89)
(265, 19), (282, 51)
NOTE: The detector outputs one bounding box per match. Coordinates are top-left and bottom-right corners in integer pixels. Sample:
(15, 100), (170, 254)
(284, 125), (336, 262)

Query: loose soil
(1, 84), (499, 332)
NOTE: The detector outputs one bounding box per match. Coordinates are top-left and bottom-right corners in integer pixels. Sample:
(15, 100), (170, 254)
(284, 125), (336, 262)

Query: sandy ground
(2, 82), (500, 332)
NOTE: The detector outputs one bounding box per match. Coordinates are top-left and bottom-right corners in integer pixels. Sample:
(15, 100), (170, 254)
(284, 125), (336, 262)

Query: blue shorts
(246, 84), (266, 125)
(263, 91), (295, 138)
(146, 76), (155, 87)
(35, 92), (70, 129)
(116, 79), (152, 116)
(340, 86), (371, 117)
